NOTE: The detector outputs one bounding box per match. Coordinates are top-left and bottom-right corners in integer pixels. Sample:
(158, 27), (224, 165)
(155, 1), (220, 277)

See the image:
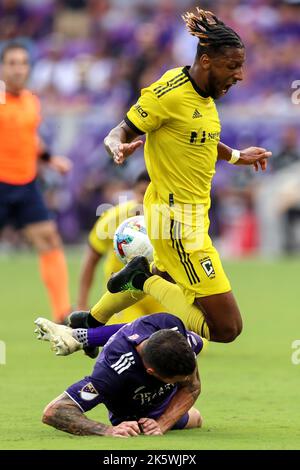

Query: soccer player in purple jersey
(37, 314), (203, 437)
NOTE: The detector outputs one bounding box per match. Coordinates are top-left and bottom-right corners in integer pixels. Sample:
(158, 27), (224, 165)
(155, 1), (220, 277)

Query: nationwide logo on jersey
(200, 257), (215, 278)
(80, 382), (99, 401)
(192, 109), (202, 119)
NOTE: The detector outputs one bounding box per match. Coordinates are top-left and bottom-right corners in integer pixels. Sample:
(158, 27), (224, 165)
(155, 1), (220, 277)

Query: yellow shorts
(144, 183), (231, 304)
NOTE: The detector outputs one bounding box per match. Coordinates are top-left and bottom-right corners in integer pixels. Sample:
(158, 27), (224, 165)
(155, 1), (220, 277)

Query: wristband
(228, 149), (240, 164)
(40, 150), (52, 162)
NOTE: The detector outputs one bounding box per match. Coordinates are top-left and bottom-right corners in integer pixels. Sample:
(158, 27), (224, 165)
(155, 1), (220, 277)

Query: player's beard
(206, 69), (223, 100)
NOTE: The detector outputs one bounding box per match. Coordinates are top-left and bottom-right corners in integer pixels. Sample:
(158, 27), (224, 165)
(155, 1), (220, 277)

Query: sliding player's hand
(107, 421), (141, 437)
(105, 139), (144, 165)
(138, 417), (163, 435)
(238, 147), (272, 172)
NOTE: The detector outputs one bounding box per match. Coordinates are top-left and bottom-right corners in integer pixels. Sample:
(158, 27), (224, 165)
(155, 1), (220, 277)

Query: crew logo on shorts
(200, 257), (215, 278)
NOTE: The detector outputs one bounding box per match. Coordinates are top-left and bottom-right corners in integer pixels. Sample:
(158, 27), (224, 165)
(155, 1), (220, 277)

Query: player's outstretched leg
(34, 318), (124, 356)
(107, 256), (243, 343)
(107, 256), (210, 339)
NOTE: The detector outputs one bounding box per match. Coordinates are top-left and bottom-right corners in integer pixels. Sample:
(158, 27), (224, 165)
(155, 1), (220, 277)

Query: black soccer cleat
(82, 345), (99, 359)
(67, 311), (90, 329)
(67, 310), (99, 359)
(107, 256), (151, 294)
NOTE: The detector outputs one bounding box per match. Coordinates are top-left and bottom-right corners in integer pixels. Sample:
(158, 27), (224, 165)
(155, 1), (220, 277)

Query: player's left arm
(38, 137), (72, 174)
(42, 393), (140, 437)
(217, 141), (272, 172)
(147, 365), (201, 435)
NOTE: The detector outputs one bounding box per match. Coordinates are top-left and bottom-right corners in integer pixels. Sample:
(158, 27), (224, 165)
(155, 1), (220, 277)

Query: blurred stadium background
(1, 0), (300, 451)
(0, 0), (300, 256)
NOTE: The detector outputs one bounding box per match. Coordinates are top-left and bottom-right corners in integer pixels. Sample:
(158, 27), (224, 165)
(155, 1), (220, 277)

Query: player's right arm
(104, 120), (144, 165)
(104, 84), (169, 165)
(42, 393), (141, 437)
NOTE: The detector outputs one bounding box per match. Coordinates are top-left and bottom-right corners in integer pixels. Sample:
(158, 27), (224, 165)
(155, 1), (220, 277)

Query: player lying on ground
(102, 7), (272, 343)
(38, 314), (203, 437)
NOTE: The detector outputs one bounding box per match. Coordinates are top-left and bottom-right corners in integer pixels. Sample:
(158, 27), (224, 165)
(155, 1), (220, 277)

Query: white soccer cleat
(34, 317), (83, 356)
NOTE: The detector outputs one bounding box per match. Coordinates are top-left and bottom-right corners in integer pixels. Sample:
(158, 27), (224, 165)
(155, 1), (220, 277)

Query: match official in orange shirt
(0, 43), (72, 322)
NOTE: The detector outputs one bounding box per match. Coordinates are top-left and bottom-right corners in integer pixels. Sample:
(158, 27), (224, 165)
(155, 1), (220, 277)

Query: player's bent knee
(42, 402), (55, 425)
(42, 400), (62, 426)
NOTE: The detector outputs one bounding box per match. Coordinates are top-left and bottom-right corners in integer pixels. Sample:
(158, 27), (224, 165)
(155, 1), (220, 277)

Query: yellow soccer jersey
(126, 66), (221, 228)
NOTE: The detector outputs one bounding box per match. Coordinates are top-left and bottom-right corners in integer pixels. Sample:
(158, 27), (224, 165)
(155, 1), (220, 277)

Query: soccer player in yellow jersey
(76, 171), (163, 324)
(97, 7), (272, 344)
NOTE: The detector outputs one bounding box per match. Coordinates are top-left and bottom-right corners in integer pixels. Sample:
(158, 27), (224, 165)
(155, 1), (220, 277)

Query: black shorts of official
(0, 179), (51, 230)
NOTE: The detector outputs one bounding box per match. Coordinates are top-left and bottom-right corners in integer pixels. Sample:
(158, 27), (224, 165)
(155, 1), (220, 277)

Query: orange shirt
(0, 90), (41, 185)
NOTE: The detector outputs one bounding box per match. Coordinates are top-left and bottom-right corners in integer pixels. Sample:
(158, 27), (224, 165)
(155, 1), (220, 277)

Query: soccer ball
(113, 215), (153, 264)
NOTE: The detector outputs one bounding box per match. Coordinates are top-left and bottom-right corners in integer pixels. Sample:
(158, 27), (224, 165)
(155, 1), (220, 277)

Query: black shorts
(0, 179), (51, 230)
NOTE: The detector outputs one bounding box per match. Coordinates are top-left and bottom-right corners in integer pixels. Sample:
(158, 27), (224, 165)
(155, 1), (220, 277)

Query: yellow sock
(91, 290), (145, 323)
(143, 275), (210, 340)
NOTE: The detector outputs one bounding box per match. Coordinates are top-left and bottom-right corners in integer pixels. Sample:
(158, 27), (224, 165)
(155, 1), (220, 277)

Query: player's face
(134, 181), (149, 204)
(1, 48), (30, 92)
(207, 47), (245, 100)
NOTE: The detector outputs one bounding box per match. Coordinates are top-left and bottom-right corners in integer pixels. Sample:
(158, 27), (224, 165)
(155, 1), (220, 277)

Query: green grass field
(0, 250), (300, 450)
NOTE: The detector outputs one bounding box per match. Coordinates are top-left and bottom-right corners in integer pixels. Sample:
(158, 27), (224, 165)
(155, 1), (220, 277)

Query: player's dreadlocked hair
(182, 7), (244, 58)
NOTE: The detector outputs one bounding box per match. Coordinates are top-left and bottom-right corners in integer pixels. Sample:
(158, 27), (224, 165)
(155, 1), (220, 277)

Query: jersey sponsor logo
(192, 109), (202, 119)
(134, 104), (148, 118)
(207, 131), (221, 140)
(133, 383), (175, 406)
(190, 130), (220, 144)
(190, 131), (198, 144)
(80, 382), (99, 401)
(111, 352), (135, 374)
(200, 257), (216, 278)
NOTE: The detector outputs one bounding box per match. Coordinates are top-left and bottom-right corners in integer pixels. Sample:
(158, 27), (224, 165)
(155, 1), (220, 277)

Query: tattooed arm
(42, 393), (141, 437)
(156, 366), (201, 434)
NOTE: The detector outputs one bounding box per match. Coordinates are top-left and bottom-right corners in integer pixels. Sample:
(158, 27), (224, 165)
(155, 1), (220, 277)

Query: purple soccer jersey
(66, 313), (203, 427)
